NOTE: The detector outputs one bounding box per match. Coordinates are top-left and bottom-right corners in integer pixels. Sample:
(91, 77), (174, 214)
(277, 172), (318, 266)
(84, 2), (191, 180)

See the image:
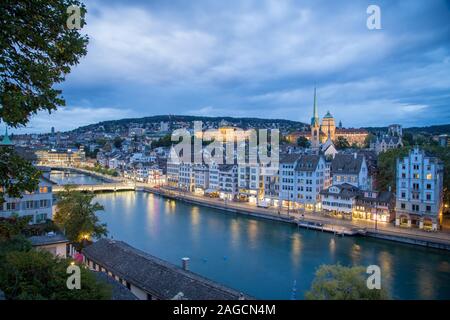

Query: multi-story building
(238, 164), (261, 204)
(193, 164), (210, 195)
(166, 148), (180, 188)
(279, 154), (329, 211)
(207, 161), (220, 196)
(370, 136), (403, 154)
(320, 183), (359, 218)
(395, 147), (444, 231)
(35, 147), (86, 166)
(353, 190), (395, 222)
(0, 168), (55, 224)
(218, 164), (238, 201)
(331, 153), (369, 190)
(178, 162), (194, 192)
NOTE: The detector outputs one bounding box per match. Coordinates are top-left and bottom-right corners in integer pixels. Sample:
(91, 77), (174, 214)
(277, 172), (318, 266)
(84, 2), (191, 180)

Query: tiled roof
(331, 154), (364, 175)
(93, 272), (138, 300)
(83, 239), (252, 300)
(279, 154), (300, 164)
(295, 155), (321, 172)
(29, 233), (69, 246)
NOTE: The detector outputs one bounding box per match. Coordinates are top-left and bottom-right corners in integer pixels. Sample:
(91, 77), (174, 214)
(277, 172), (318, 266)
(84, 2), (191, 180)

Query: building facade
(0, 171), (55, 224)
(395, 147), (444, 230)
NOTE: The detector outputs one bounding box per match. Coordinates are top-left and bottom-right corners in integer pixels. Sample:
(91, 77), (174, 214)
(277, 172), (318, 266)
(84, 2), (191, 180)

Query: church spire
(311, 86), (319, 127)
(1, 126), (13, 147)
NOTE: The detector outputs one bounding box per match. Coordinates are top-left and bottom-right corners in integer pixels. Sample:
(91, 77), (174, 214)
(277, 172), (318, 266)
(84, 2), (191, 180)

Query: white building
(320, 183), (359, 218)
(193, 164), (210, 195)
(178, 162), (194, 191)
(0, 169), (55, 224)
(166, 147), (180, 188)
(395, 147), (444, 231)
(370, 136), (403, 155)
(218, 164), (238, 201)
(238, 164), (261, 204)
(208, 161), (220, 195)
(279, 154), (330, 211)
(331, 153), (369, 190)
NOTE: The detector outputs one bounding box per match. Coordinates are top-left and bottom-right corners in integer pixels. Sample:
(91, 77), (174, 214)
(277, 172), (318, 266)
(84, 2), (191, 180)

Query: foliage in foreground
(0, 217), (111, 300)
(305, 264), (389, 300)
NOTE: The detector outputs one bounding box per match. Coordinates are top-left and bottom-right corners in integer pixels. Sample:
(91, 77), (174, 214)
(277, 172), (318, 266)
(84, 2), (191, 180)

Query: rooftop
(83, 239), (253, 300)
(28, 233), (69, 246)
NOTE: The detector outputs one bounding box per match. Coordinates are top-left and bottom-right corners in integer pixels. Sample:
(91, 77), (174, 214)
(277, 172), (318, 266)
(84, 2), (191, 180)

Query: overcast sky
(13, 0), (450, 133)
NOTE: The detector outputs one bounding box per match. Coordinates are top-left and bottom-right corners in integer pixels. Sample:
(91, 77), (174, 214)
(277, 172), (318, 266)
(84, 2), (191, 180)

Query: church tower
(310, 87), (320, 149)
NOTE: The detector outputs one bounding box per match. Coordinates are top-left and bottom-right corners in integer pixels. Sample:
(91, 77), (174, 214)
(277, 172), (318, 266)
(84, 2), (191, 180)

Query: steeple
(311, 86), (319, 127)
(0, 126), (13, 147)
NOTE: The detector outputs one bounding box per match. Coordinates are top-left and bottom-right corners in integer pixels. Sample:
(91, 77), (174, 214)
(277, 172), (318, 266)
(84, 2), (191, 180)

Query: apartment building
(0, 168), (55, 224)
(279, 154), (329, 211)
(331, 153), (369, 190)
(395, 147), (444, 230)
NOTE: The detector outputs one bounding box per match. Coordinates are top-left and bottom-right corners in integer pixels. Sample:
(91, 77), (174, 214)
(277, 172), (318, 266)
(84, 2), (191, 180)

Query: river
(91, 191), (450, 300)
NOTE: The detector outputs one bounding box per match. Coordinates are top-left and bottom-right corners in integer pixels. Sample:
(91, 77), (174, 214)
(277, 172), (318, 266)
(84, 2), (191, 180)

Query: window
(426, 174), (432, 180)
(401, 203), (406, 209)
(6, 202), (17, 211)
(426, 194), (431, 201)
(426, 206), (431, 212)
(39, 186), (48, 193)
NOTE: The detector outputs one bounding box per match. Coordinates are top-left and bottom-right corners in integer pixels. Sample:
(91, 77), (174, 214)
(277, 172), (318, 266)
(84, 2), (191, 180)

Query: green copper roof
(324, 111), (333, 119)
(1, 127), (13, 146)
(311, 87), (319, 126)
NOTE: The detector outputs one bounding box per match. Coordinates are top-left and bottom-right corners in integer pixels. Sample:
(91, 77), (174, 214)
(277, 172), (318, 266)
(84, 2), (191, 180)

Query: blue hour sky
(15, 0), (450, 133)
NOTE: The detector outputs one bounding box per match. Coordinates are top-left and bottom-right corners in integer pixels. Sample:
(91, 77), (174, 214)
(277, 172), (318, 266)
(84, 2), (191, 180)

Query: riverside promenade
(140, 185), (450, 251)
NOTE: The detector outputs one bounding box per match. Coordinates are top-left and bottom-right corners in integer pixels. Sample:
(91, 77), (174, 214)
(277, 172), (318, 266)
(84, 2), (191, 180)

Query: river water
(91, 191), (450, 300)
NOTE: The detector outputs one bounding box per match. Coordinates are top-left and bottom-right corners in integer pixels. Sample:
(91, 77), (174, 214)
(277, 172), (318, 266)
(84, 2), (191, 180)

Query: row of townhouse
(123, 161), (165, 185)
(165, 147), (445, 229)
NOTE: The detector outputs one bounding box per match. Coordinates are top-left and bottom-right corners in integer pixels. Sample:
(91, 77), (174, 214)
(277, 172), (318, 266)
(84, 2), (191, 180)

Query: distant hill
(364, 124), (450, 136)
(403, 124), (450, 135)
(72, 114), (308, 133)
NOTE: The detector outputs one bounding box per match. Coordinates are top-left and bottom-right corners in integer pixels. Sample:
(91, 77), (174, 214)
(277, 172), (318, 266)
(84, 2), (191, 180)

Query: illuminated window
(39, 186), (48, 193)
(426, 173), (432, 180)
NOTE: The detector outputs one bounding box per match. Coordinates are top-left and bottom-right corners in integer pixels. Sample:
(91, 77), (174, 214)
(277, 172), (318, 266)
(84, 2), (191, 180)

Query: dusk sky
(14, 0), (450, 133)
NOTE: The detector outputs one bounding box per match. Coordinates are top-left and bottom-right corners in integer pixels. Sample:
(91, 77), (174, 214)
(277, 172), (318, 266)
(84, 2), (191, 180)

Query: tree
(376, 147), (409, 193)
(0, 146), (42, 205)
(0, 216), (32, 241)
(1, 0), (88, 127)
(364, 133), (376, 148)
(335, 136), (350, 149)
(0, 0), (88, 202)
(54, 186), (107, 249)
(305, 264), (389, 300)
(402, 132), (414, 146)
(113, 137), (123, 149)
(0, 250), (111, 300)
(297, 136), (310, 148)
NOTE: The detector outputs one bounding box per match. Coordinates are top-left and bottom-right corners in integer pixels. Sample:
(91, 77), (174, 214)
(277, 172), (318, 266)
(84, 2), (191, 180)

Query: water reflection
(94, 192), (450, 300)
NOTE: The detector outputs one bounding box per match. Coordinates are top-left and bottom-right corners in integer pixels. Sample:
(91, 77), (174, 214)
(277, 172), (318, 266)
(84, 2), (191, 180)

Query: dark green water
(94, 191), (450, 300)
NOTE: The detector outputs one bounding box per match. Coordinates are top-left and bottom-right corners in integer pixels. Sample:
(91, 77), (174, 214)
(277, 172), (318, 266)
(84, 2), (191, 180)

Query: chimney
(181, 257), (190, 271)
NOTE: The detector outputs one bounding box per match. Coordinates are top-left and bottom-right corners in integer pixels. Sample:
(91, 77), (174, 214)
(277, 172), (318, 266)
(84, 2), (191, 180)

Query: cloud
(12, 0), (450, 132)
